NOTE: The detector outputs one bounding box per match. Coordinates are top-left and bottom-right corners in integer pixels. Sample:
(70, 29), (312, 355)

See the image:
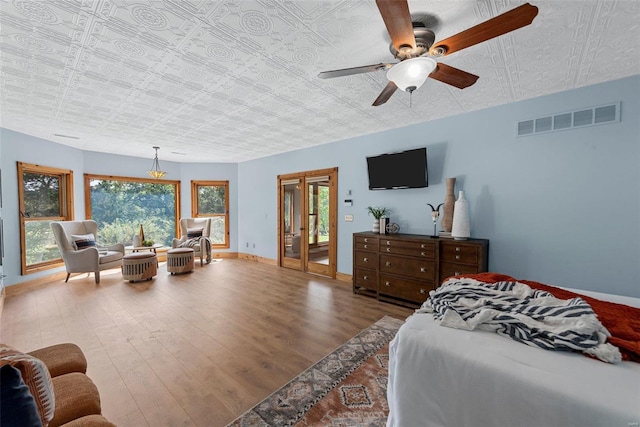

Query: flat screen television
(366, 147), (428, 190)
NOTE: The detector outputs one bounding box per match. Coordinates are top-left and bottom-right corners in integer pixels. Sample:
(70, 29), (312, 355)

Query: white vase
(451, 190), (470, 240)
(372, 220), (380, 233)
(379, 217), (389, 235)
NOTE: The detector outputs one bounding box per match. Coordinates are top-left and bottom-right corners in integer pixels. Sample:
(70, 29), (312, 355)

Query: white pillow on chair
(71, 233), (97, 250)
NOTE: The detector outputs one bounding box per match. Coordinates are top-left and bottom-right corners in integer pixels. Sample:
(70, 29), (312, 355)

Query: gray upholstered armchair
(50, 220), (125, 284)
(171, 218), (212, 265)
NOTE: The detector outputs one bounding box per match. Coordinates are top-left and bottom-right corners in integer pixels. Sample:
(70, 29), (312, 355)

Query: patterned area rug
(227, 315), (404, 427)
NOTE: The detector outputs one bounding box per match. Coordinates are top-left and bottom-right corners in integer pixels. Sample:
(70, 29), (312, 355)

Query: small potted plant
(366, 206), (389, 233)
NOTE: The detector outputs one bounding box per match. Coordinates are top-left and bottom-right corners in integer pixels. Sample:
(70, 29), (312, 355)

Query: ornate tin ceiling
(1, 0), (638, 162)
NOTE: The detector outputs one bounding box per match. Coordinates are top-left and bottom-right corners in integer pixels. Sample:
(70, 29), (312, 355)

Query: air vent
(53, 133), (80, 139)
(516, 102), (620, 137)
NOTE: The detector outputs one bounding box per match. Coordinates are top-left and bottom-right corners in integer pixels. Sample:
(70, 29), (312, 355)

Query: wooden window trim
(84, 173), (181, 240)
(17, 162), (74, 274)
(191, 180), (229, 249)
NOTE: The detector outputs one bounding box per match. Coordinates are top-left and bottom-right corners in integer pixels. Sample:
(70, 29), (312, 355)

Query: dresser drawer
(380, 254), (435, 281)
(440, 243), (478, 264)
(380, 242), (436, 259)
(354, 268), (378, 289)
(379, 274), (435, 303)
(354, 240), (379, 252)
(380, 237), (436, 252)
(355, 235), (379, 245)
(440, 262), (480, 281)
(354, 251), (378, 269)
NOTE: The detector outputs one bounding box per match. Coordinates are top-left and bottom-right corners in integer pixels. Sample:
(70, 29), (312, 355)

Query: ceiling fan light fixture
(147, 146), (167, 179)
(387, 57), (437, 92)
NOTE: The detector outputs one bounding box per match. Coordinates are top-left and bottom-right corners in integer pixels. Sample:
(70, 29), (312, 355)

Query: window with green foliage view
(191, 181), (229, 248)
(18, 162), (74, 274)
(86, 176), (179, 247)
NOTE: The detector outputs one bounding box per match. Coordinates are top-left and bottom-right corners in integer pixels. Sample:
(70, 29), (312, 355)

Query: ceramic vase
(451, 191), (470, 240)
(441, 178), (456, 232)
(372, 220), (380, 233)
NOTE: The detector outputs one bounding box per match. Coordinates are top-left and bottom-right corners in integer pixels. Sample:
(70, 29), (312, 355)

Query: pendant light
(147, 146), (166, 179)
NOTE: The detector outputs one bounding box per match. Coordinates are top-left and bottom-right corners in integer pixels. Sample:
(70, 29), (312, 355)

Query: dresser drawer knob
(455, 247), (461, 252)
(364, 238), (368, 242)
(455, 255), (461, 260)
(364, 244), (368, 249)
(385, 262), (391, 267)
(385, 281), (391, 287)
(420, 267), (426, 272)
(421, 244), (426, 248)
(386, 247), (391, 252)
(420, 289), (427, 294)
(363, 257), (368, 262)
(421, 251), (426, 256)
(363, 276), (369, 280)
(386, 241), (391, 245)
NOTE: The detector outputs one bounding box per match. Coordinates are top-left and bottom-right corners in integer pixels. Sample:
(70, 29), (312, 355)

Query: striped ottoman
(167, 248), (195, 274)
(122, 252), (157, 282)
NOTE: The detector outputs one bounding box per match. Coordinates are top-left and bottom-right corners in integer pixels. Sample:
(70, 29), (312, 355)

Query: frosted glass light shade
(387, 57), (437, 92)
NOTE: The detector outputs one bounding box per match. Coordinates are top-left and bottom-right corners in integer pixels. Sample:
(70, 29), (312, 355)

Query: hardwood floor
(0, 259), (412, 426)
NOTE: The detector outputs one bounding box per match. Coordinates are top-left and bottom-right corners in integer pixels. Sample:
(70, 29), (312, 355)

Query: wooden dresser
(353, 232), (489, 307)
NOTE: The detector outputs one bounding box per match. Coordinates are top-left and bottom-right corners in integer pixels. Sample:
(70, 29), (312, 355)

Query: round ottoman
(167, 248), (195, 275)
(122, 252), (157, 282)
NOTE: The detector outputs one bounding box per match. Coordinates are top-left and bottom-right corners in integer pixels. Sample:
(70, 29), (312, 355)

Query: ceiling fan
(318, 0), (538, 106)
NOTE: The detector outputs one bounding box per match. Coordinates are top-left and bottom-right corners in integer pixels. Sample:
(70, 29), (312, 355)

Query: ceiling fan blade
(429, 3), (538, 57)
(372, 81), (398, 106)
(376, 0), (416, 51)
(429, 63), (479, 89)
(318, 63), (392, 79)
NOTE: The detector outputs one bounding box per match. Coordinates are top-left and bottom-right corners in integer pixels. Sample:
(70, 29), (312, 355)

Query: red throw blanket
(456, 273), (640, 363)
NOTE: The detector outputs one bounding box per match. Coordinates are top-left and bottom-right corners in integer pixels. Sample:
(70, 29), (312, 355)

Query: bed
(387, 273), (640, 427)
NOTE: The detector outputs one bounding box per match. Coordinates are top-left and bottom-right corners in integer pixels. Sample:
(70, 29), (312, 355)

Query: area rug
(227, 315), (404, 427)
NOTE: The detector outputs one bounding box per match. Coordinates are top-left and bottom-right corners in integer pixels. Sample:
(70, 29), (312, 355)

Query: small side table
(125, 243), (163, 254)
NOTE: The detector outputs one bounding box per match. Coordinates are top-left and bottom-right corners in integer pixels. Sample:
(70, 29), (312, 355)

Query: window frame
(84, 174), (181, 245)
(191, 180), (229, 249)
(17, 162), (74, 274)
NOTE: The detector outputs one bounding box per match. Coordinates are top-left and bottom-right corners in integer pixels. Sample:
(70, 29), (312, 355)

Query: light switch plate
(345, 214), (353, 222)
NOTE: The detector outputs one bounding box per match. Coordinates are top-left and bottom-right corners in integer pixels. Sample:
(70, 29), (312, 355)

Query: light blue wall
(0, 129), (238, 287)
(238, 75), (640, 297)
(2, 76), (638, 297)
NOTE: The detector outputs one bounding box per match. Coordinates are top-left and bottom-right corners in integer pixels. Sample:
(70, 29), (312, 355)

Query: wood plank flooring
(0, 259), (412, 426)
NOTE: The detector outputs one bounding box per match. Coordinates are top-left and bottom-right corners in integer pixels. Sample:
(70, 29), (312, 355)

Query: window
(18, 162), (74, 274)
(191, 181), (229, 248)
(85, 175), (180, 247)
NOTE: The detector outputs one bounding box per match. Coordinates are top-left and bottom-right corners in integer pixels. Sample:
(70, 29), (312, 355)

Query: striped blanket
(178, 236), (212, 263)
(418, 277), (622, 363)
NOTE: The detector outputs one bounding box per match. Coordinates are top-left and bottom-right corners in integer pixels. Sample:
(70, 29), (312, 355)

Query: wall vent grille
(516, 102), (620, 137)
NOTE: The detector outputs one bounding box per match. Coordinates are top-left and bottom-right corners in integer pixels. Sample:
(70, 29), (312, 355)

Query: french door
(278, 167), (337, 278)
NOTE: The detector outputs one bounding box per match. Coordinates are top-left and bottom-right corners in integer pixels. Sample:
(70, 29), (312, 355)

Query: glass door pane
(307, 178), (330, 268)
(280, 180), (303, 270)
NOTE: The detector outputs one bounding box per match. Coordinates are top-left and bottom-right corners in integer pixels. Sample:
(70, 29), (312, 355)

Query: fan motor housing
(390, 24), (435, 60)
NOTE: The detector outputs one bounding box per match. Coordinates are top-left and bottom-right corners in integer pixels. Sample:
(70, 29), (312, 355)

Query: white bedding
(387, 289), (640, 427)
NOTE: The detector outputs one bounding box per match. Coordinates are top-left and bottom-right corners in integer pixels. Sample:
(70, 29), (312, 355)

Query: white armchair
(50, 220), (125, 284)
(171, 218), (212, 266)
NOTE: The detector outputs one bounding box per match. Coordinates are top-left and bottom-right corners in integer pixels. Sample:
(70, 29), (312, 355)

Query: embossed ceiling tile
(1, 0), (638, 162)
(204, 1), (299, 53)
